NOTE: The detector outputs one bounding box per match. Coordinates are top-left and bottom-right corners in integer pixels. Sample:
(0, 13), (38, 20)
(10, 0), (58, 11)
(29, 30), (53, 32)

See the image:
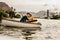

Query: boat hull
(2, 20), (41, 27)
(2, 20), (41, 31)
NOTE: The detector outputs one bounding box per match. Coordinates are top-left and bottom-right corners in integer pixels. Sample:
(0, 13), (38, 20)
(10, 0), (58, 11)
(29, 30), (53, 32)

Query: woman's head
(26, 13), (32, 17)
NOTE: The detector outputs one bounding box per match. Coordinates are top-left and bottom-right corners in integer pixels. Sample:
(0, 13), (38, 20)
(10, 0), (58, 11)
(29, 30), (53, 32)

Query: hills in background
(0, 2), (60, 18)
(19, 10), (60, 18)
(18, 11), (47, 18)
(0, 2), (47, 18)
(0, 2), (10, 11)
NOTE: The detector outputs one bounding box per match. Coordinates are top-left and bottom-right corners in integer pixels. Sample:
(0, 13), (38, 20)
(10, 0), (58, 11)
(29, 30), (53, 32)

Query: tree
(51, 15), (59, 19)
(0, 9), (8, 18)
(14, 14), (21, 18)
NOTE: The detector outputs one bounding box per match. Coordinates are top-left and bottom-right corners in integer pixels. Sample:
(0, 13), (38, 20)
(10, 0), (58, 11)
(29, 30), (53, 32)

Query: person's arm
(28, 16), (34, 21)
(27, 17), (37, 22)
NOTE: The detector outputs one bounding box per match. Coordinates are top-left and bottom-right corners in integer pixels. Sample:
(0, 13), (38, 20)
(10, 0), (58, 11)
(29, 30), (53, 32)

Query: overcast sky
(0, 0), (60, 12)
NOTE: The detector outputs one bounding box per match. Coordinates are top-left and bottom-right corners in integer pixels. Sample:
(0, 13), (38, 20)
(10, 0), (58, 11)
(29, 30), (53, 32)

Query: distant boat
(2, 19), (41, 31)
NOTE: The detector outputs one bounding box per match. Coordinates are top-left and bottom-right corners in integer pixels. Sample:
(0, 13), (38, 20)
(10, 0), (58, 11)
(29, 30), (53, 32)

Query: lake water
(0, 19), (60, 40)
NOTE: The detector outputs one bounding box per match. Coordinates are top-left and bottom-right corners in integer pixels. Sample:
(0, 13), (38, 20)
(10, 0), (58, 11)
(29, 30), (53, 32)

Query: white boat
(1, 19), (41, 30)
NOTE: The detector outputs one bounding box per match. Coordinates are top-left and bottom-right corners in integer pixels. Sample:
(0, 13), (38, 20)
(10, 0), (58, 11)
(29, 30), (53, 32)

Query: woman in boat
(20, 13), (41, 25)
(26, 13), (39, 24)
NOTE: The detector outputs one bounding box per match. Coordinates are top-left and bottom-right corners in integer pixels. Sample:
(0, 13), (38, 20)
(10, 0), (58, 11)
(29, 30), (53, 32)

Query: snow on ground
(0, 19), (60, 40)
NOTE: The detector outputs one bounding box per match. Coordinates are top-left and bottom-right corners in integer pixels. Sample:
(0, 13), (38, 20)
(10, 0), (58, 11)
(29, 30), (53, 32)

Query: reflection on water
(0, 26), (22, 38)
(0, 19), (60, 40)
(0, 25), (60, 40)
(0, 26), (39, 40)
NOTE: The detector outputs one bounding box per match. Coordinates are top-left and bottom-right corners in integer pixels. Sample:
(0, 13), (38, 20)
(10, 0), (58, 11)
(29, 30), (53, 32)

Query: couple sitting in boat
(20, 13), (41, 25)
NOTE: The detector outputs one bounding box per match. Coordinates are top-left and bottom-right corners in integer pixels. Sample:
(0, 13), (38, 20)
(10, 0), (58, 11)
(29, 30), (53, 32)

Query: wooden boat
(1, 19), (41, 30)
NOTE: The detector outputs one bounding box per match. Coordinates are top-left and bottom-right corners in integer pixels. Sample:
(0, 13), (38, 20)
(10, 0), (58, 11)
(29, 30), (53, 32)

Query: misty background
(0, 0), (60, 12)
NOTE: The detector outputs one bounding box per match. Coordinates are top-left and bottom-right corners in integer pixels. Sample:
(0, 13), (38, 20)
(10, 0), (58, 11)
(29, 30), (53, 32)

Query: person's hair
(27, 13), (32, 16)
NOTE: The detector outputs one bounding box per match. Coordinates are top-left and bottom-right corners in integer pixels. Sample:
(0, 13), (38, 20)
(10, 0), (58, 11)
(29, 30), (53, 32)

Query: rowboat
(1, 19), (41, 30)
